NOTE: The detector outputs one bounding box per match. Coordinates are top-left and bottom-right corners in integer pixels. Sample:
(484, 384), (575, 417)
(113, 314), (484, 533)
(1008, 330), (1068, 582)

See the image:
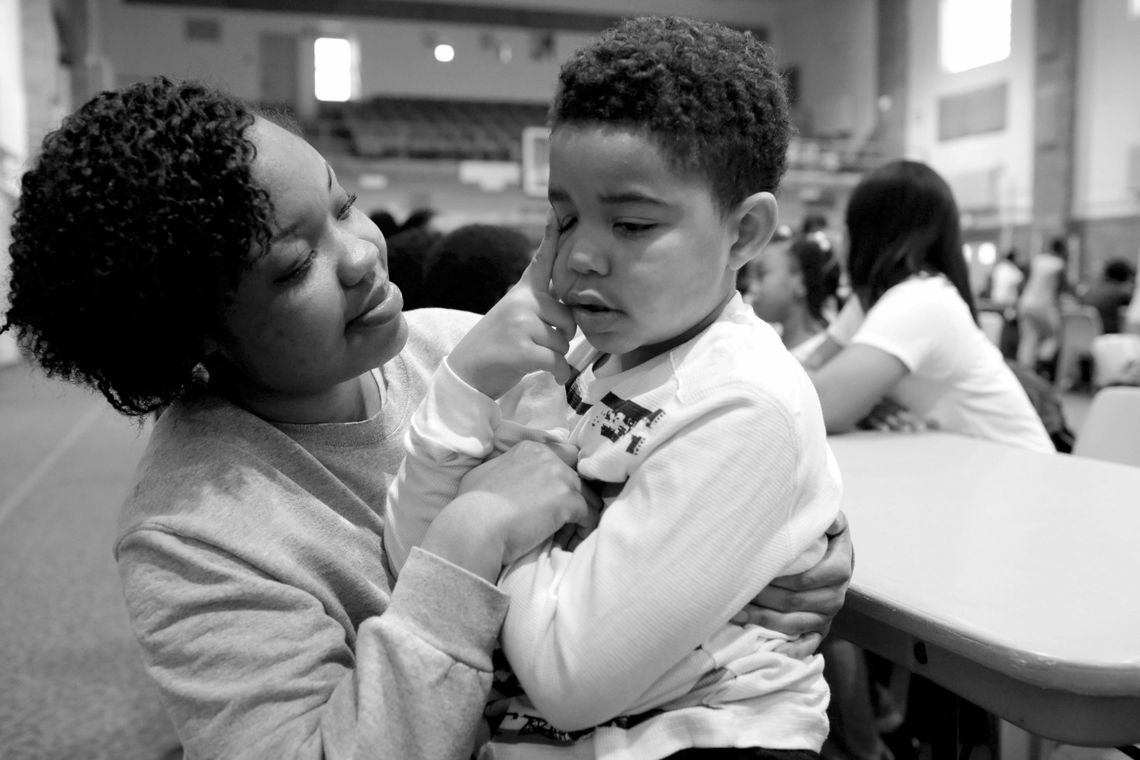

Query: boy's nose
(566, 234), (609, 276)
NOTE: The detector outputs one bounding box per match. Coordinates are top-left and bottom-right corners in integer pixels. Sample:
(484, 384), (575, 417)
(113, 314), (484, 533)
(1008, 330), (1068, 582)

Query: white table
(827, 431), (1140, 748)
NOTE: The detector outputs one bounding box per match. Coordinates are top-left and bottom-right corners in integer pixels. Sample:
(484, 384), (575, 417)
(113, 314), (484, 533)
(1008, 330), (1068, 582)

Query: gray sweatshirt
(115, 309), (506, 759)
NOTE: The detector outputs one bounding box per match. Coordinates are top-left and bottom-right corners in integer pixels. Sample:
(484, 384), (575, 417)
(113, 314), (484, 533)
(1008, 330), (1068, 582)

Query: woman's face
(746, 241), (802, 325)
(211, 117), (406, 414)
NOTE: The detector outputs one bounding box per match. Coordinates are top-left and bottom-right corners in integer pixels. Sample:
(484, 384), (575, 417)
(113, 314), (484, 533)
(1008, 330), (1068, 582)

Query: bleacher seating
(309, 97), (550, 161)
(301, 97), (888, 174)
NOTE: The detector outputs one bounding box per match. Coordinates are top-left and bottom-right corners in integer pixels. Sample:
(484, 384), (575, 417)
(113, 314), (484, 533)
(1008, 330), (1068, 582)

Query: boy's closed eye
(614, 220), (657, 236)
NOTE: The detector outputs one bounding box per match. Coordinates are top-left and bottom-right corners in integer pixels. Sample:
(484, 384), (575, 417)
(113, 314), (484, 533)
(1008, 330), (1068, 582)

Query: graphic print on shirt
(565, 369), (667, 509)
(566, 377), (667, 455)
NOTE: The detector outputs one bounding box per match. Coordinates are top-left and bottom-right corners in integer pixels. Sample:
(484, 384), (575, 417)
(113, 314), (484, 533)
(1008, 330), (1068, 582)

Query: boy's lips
(348, 283), (403, 330)
(565, 293), (621, 332)
(564, 291), (613, 311)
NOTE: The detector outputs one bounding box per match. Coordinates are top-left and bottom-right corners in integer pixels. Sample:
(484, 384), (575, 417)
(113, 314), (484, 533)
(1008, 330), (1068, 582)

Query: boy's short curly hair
(550, 15), (792, 214)
(3, 77), (274, 417)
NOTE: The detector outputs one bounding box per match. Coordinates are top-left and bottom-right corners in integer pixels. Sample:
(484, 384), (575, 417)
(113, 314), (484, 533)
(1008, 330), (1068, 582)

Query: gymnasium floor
(0, 358), (1097, 759)
(0, 361), (179, 760)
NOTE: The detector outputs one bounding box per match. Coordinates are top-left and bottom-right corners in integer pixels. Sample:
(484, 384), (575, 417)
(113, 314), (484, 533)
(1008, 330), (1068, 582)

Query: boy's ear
(728, 192), (778, 272)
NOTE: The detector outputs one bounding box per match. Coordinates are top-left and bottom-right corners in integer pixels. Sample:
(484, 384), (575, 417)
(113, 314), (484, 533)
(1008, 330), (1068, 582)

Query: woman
(1016, 236), (1071, 374)
(807, 160), (1053, 452)
(2, 78), (852, 759)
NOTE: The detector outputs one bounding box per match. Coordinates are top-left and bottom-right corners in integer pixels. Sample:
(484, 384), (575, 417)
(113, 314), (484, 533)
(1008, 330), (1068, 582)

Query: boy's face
(548, 126), (749, 370)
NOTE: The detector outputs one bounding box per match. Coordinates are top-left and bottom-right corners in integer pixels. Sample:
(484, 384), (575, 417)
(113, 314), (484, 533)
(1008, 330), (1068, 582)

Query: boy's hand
(448, 212), (578, 399)
(459, 440), (602, 568)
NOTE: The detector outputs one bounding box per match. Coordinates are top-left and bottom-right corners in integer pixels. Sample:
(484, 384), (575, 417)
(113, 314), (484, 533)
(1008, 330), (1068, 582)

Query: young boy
(385, 15), (841, 759)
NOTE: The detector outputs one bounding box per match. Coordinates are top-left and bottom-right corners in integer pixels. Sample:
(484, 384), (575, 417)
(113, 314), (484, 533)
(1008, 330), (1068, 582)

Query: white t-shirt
(852, 275), (1054, 453)
(1018, 253), (1065, 313)
(989, 260), (1024, 308)
(789, 330), (829, 364)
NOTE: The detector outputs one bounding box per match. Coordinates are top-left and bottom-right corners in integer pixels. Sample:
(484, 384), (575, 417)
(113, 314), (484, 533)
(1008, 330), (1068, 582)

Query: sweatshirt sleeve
(118, 533), (508, 760)
(383, 359), (502, 574)
(498, 385), (839, 730)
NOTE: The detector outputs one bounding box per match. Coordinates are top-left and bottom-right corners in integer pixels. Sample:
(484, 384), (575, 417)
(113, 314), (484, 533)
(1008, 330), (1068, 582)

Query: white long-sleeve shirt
(385, 295), (842, 758)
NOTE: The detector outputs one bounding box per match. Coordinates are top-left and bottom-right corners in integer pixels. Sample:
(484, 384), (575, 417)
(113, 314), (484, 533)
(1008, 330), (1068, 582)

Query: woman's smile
(348, 282), (404, 331)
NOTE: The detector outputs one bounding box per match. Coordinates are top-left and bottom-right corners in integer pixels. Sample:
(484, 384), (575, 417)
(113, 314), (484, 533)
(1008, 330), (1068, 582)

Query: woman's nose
(338, 234), (381, 287)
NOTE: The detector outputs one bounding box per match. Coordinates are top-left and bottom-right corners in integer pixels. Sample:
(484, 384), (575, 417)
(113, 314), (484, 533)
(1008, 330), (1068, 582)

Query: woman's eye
(556, 215), (577, 234)
(337, 193), (358, 221)
(276, 250), (316, 284)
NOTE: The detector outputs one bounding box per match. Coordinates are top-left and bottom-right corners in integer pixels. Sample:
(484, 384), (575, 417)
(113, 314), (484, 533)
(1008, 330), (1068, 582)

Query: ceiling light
(434, 43), (455, 63)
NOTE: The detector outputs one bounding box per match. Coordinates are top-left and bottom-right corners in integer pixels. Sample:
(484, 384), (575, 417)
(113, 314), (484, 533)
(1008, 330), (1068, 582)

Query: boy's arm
(383, 361), (503, 574)
(384, 215), (576, 575)
(498, 386), (841, 730)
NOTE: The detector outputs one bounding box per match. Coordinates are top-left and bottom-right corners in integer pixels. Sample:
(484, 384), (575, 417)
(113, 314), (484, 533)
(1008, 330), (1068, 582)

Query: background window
(940, 0), (1011, 73)
(314, 37), (353, 102)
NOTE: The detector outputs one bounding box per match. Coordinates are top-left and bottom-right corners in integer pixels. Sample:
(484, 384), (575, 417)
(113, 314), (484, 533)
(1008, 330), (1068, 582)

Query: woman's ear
(728, 192), (778, 272)
(200, 334), (222, 356)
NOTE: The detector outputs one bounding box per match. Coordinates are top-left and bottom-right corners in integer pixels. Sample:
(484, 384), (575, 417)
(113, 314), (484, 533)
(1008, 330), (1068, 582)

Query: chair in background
(1071, 386), (1140, 467)
(1090, 333), (1140, 389)
(1054, 305), (1103, 391)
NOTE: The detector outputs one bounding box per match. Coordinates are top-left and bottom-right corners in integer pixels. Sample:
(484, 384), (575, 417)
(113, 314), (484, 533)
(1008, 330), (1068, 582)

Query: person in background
(803, 158), (1058, 760)
(2, 77), (854, 760)
(399, 206), (436, 232)
(988, 248), (1025, 311)
(801, 213), (829, 237)
(806, 160), (1053, 453)
(1017, 236), (1072, 378)
(746, 231), (842, 362)
(1126, 252), (1140, 335)
(386, 16), (843, 758)
(368, 207), (402, 241)
(1081, 257), (1135, 335)
(384, 223), (441, 310)
(987, 248), (1026, 357)
(421, 223), (534, 314)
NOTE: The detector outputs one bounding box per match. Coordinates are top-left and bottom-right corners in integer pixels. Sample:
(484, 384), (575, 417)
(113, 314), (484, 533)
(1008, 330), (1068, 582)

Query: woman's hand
(857, 398), (930, 432)
(447, 212), (578, 399)
(421, 439), (601, 582)
(730, 511), (854, 658)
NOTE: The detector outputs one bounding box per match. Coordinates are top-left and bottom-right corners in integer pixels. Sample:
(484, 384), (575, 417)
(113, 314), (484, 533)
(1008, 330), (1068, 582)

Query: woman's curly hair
(550, 15), (792, 214)
(3, 77), (274, 417)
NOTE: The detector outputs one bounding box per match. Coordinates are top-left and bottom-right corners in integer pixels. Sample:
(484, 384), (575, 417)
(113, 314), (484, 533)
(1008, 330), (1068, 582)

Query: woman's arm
(801, 297), (866, 371)
(120, 442), (597, 760)
(808, 343), (908, 433)
(732, 511), (853, 657)
(119, 534), (506, 760)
